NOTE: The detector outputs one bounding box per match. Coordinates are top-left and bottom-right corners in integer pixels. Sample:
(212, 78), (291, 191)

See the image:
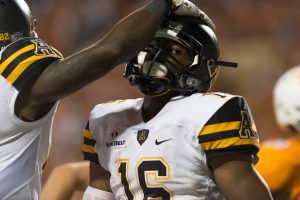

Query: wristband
(83, 186), (115, 200)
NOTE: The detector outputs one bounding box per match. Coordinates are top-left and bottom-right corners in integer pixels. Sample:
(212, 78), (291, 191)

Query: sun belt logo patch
(239, 110), (257, 139)
(137, 129), (149, 145)
(105, 129), (125, 148)
(105, 140), (125, 148)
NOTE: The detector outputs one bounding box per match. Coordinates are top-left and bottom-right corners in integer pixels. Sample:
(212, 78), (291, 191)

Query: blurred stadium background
(26, 0), (300, 198)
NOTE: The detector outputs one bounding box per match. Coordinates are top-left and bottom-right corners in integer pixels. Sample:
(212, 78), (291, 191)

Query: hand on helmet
(166, 0), (215, 30)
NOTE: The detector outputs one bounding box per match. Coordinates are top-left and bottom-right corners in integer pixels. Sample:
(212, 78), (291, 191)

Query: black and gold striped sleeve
(198, 96), (259, 161)
(0, 38), (63, 91)
(82, 122), (100, 165)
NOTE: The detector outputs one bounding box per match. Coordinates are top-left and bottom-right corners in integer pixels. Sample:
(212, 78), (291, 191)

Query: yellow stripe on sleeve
(201, 136), (259, 151)
(83, 129), (94, 140)
(0, 44), (35, 74)
(6, 54), (58, 85)
(200, 121), (258, 136)
(200, 121), (241, 136)
(82, 144), (96, 154)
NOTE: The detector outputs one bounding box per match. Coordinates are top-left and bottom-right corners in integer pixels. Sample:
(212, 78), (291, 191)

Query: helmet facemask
(125, 38), (203, 96)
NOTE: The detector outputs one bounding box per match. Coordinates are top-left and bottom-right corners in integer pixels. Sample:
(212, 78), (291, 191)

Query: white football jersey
(0, 38), (62, 200)
(83, 93), (259, 200)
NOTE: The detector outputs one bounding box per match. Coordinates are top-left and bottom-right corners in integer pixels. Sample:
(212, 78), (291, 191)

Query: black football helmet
(124, 14), (238, 96)
(0, 0), (37, 49)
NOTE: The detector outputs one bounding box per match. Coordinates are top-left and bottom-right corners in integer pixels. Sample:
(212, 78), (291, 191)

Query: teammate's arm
(82, 162), (114, 200)
(89, 162), (111, 192)
(208, 154), (273, 200)
(15, 0), (170, 121)
(41, 161), (113, 200)
(41, 161), (89, 200)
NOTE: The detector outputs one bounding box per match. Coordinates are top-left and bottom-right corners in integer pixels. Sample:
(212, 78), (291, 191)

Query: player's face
(142, 38), (193, 79)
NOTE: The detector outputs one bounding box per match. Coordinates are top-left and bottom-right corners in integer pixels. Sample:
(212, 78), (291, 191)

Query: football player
(0, 0), (207, 199)
(82, 13), (273, 200)
(256, 66), (300, 200)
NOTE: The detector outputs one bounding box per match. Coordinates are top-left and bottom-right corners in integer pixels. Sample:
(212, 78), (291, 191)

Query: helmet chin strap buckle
(208, 59), (238, 68)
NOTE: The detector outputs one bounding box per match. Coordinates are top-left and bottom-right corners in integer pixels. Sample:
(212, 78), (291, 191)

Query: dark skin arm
(209, 154), (273, 200)
(89, 161), (112, 192)
(15, 1), (168, 121)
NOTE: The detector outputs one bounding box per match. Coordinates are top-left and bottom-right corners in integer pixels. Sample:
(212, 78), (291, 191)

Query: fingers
(170, 0), (216, 30)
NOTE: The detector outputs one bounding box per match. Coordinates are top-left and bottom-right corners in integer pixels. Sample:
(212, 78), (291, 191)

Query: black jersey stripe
(0, 44), (35, 75)
(199, 120), (257, 142)
(83, 152), (100, 165)
(199, 121), (241, 136)
(200, 135), (259, 151)
(13, 56), (58, 90)
(198, 130), (240, 143)
(205, 97), (249, 125)
(204, 145), (259, 161)
(0, 39), (34, 62)
(84, 137), (96, 146)
(85, 122), (90, 131)
(6, 54), (61, 86)
(1, 50), (34, 78)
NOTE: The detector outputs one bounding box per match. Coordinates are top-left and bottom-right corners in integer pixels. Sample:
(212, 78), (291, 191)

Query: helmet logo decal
(239, 110), (258, 139)
(207, 59), (220, 88)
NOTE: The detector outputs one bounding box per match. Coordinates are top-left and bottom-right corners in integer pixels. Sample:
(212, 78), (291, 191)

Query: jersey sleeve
(0, 37), (63, 91)
(198, 96), (259, 162)
(82, 121), (100, 165)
